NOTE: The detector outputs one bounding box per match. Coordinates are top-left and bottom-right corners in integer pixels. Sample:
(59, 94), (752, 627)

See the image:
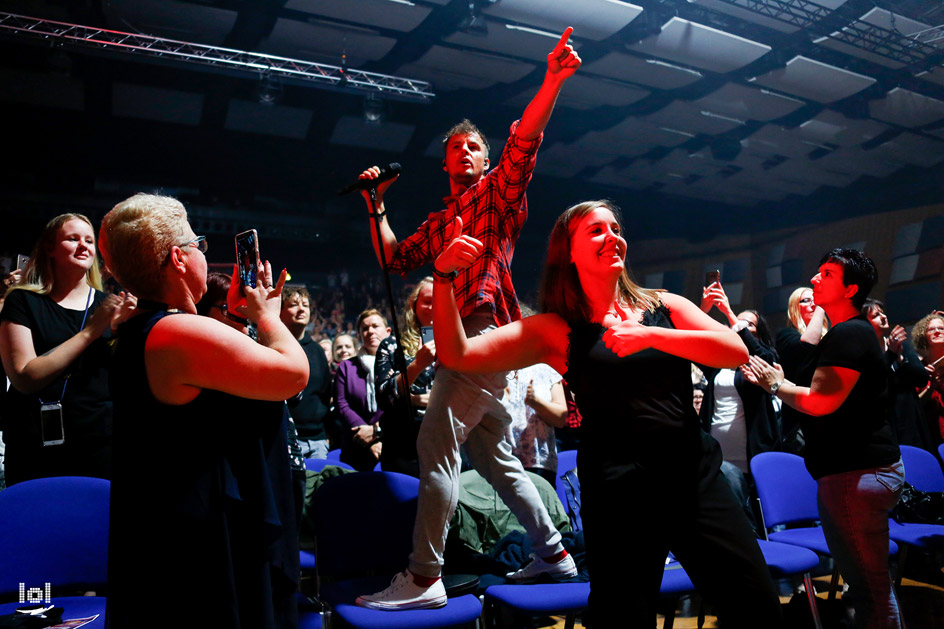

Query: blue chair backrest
(304, 457), (355, 473)
(0, 476), (110, 596)
(555, 449), (578, 509)
(751, 452), (819, 528)
(313, 471), (420, 579)
(900, 445), (944, 493)
(326, 449), (342, 462)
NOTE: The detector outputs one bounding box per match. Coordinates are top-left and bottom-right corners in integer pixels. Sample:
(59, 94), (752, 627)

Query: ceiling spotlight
(457, 0), (496, 36)
(255, 72), (282, 106)
(364, 94), (385, 124)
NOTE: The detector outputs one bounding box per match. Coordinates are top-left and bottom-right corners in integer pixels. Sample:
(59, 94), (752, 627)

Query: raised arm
(432, 217), (569, 374)
(526, 379), (568, 428)
(0, 293), (123, 395)
(516, 27), (582, 141)
(601, 292), (748, 368)
(146, 264), (309, 403)
(357, 168), (400, 268)
(800, 306), (827, 345)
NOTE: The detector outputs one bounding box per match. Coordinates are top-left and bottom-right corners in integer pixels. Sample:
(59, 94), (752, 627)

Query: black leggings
(580, 450), (782, 628)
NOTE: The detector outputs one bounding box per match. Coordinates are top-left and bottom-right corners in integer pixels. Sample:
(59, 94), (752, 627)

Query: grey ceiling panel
(329, 115), (415, 152)
(506, 75), (649, 111)
(225, 100), (313, 140)
(483, 0), (643, 42)
(768, 159), (860, 188)
(918, 66), (944, 87)
(811, 148), (905, 178)
(814, 8), (930, 69)
(628, 17), (771, 74)
(644, 101), (744, 135)
(284, 0), (434, 32)
(585, 52), (704, 89)
(112, 83), (203, 126)
(657, 148), (726, 178)
(870, 87), (944, 128)
(398, 46), (535, 91)
(869, 132), (944, 168)
(446, 21), (573, 63)
(103, 0), (237, 45)
(261, 18), (396, 67)
(742, 125), (818, 159)
(694, 84), (805, 122)
(796, 111), (889, 148)
(751, 56), (876, 103)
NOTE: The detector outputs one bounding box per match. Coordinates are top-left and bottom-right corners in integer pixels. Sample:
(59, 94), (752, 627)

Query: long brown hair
(12, 213), (103, 296)
(538, 200), (661, 325)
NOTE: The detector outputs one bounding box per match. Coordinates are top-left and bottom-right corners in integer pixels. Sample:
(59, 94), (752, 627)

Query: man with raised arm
(354, 27), (581, 611)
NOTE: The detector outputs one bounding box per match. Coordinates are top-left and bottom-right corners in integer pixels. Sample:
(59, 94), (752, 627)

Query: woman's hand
(410, 392), (430, 408)
(700, 282), (736, 324)
(887, 325), (907, 355)
(414, 340), (436, 370)
(242, 261), (286, 324)
(601, 319), (653, 357)
(740, 355), (784, 393)
(86, 293), (123, 337)
(352, 424), (376, 447)
(434, 216), (482, 275)
(227, 264), (247, 316)
(524, 380), (539, 408)
(111, 291), (138, 332)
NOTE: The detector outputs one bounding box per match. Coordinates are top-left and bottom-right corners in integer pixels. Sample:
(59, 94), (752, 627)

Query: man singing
(355, 27), (581, 610)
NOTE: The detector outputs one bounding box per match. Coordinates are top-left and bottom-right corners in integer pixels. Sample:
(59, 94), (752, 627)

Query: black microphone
(338, 163), (401, 196)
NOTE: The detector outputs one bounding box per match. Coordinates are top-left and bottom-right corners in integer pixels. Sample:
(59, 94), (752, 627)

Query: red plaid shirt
(389, 120), (542, 326)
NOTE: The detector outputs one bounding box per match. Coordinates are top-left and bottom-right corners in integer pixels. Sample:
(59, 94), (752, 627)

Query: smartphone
(40, 403), (65, 446)
(235, 229), (260, 288)
(704, 269), (720, 287)
(16, 254), (29, 271)
(420, 326), (434, 345)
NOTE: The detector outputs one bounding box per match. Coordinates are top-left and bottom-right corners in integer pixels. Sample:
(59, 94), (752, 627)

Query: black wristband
(226, 311), (249, 325)
(368, 210), (386, 218)
(433, 267), (459, 283)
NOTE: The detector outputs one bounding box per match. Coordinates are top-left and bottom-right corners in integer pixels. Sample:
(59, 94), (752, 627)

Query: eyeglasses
(799, 298), (813, 304)
(180, 235), (208, 254)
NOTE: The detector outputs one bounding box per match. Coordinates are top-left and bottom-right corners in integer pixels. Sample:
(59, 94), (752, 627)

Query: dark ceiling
(2, 0), (944, 287)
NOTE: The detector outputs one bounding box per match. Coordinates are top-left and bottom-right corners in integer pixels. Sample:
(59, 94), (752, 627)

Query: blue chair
(305, 457), (355, 473)
(899, 445), (944, 492)
(939, 443), (944, 468)
(0, 477), (109, 628)
(555, 449), (579, 510)
(482, 559), (694, 629)
(751, 452), (898, 600)
(889, 446), (944, 587)
(326, 449), (343, 463)
(756, 539), (823, 629)
(312, 471), (481, 628)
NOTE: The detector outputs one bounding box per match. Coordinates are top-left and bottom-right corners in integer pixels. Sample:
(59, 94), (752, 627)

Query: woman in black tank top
(430, 201), (782, 627)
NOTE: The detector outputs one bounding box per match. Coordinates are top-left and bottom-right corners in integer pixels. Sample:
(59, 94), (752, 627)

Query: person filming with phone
(0, 213), (132, 485)
(99, 193), (308, 629)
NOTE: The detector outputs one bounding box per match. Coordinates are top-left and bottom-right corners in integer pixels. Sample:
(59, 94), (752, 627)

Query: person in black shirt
(0, 214), (130, 485)
(281, 286), (332, 458)
(746, 249), (903, 629)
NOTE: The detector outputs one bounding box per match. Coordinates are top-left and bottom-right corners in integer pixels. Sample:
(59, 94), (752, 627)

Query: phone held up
(704, 269), (720, 287)
(235, 229), (260, 289)
(420, 325), (434, 346)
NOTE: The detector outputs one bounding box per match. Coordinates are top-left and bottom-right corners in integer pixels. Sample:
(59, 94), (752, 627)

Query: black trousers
(580, 438), (783, 628)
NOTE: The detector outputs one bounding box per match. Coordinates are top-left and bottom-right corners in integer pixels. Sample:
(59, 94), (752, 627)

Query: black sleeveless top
(107, 310), (298, 629)
(564, 304), (709, 482)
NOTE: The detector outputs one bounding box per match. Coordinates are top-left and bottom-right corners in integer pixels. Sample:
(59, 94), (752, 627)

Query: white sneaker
(355, 571), (447, 611)
(506, 552), (578, 582)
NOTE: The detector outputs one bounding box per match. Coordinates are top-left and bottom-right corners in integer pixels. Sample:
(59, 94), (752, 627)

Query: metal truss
(709, 0), (938, 66)
(0, 12), (435, 101)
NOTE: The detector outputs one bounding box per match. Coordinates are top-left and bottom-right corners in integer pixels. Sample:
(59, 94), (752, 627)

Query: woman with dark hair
(196, 271), (249, 334)
(431, 201), (782, 627)
(698, 286), (780, 529)
(100, 193), (308, 628)
(862, 299), (933, 449)
(374, 277), (436, 476)
(0, 213), (130, 484)
(746, 249), (903, 629)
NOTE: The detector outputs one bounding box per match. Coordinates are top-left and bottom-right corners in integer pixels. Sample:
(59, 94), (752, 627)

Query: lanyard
(39, 287), (94, 406)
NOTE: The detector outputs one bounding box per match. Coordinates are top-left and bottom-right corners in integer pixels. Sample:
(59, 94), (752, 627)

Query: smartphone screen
(420, 326), (434, 345)
(40, 403), (65, 446)
(235, 229), (259, 288)
(704, 270), (720, 287)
